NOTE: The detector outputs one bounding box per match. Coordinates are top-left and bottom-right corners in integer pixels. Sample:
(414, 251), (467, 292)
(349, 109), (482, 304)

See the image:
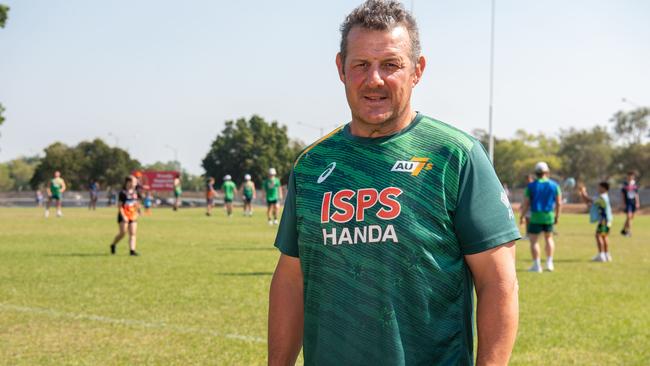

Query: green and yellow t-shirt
(50, 178), (64, 198)
(274, 114), (520, 365)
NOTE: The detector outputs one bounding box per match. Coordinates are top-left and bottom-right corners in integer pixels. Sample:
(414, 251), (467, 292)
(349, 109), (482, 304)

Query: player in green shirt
(221, 174), (236, 217)
(268, 2), (520, 365)
(45, 171), (66, 218)
(173, 174), (182, 211)
(264, 168), (282, 225)
(240, 174), (256, 217)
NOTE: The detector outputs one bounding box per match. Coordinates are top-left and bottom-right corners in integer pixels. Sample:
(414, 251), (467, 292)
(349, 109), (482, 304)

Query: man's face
(54, 171), (60, 178)
(336, 25), (424, 128)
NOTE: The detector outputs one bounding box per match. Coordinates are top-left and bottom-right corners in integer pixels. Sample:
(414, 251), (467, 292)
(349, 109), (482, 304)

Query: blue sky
(1, 0), (648, 174)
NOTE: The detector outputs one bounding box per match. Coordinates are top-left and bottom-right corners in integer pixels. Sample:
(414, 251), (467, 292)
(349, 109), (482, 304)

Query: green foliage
(557, 126), (613, 182)
(611, 143), (650, 181)
(0, 103), (5, 126)
(143, 160), (180, 172)
(202, 115), (304, 186)
(0, 163), (14, 190)
(30, 139), (140, 190)
(8, 157), (38, 191)
(610, 108), (649, 145)
(474, 129), (562, 187)
(0, 4), (8, 28)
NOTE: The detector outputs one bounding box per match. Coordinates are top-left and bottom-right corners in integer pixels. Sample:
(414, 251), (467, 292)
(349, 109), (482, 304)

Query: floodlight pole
(297, 121), (324, 137)
(488, 0), (496, 163)
(165, 144), (180, 172)
(621, 97), (640, 108)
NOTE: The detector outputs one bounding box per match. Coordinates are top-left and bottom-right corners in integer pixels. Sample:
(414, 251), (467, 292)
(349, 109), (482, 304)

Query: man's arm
(621, 191), (627, 211)
(465, 242), (518, 366)
(636, 191), (641, 209)
(268, 254), (303, 366)
(61, 180), (67, 193)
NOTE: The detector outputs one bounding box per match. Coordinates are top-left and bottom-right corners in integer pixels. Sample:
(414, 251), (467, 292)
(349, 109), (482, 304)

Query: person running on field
(578, 182), (613, 262)
(110, 175), (140, 256)
(264, 168), (282, 225)
(173, 174), (182, 211)
(222, 175), (236, 217)
(519, 162), (561, 272)
(241, 174), (256, 217)
(88, 179), (100, 210)
(45, 171), (66, 218)
(205, 177), (216, 216)
(620, 171), (640, 237)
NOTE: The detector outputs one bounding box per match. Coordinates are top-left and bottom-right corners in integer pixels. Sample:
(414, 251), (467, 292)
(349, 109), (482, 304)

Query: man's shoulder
(416, 114), (476, 152)
(293, 125), (345, 169)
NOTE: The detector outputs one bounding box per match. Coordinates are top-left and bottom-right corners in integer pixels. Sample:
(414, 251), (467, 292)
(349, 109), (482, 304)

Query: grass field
(0, 207), (648, 365)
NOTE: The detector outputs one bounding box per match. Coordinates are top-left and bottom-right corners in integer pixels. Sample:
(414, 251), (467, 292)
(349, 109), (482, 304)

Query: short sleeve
(453, 142), (521, 255)
(274, 171), (299, 257)
(118, 191), (127, 205)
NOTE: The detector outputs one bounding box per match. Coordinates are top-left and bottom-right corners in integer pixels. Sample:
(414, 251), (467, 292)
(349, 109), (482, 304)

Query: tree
(612, 143), (650, 182)
(0, 4), (9, 28)
(557, 126), (613, 182)
(31, 139), (140, 190)
(610, 108), (650, 145)
(202, 115), (304, 186)
(0, 163), (14, 191)
(473, 129), (561, 187)
(8, 157), (38, 191)
(0, 4), (8, 129)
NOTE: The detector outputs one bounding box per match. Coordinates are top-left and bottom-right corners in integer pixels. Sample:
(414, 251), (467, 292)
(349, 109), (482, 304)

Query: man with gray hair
(269, 1), (520, 365)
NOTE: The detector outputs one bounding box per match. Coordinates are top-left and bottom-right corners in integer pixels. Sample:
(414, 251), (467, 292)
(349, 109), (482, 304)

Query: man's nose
(366, 65), (384, 88)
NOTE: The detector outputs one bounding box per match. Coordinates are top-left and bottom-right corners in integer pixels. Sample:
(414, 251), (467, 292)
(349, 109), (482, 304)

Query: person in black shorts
(110, 175), (140, 256)
(620, 171), (640, 237)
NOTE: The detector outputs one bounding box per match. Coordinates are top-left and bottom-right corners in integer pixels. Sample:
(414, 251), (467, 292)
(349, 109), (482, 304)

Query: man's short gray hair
(339, 0), (421, 67)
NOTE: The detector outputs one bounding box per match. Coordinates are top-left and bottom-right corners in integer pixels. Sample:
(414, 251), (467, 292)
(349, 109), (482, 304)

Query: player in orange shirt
(110, 175), (140, 256)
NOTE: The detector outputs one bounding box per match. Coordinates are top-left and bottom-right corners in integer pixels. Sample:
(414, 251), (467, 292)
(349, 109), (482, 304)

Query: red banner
(132, 170), (179, 191)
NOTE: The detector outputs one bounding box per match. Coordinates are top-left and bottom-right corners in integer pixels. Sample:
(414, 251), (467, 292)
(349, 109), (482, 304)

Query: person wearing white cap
(221, 174), (237, 217)
(519, 161), (562, 272)
(263, 168), (282, 225)
(240, 174), (256, 217)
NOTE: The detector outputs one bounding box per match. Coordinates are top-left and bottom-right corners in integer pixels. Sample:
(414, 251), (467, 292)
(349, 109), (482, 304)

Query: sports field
(0, 207), (648, 365)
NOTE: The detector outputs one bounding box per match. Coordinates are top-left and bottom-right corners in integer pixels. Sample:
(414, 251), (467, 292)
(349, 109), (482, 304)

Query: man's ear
(413, 55), (426, 87)
(336, 53), (345, 82)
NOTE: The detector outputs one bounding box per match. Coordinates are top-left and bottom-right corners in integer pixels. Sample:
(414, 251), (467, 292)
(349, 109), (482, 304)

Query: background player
(173, 174), (182, 211)
(620, 171), (640, 237)
(519, 162), (561, 272)
(143, 190), (154, 216)
(221, 175), (236, 217)
(110, 175), (140, 256)
(45, 171), (66, 218)
(241, 174), (256, 217)
(263, 168), (282, 225)
(88, 179), (100, 210)
(578, 182), (613, 262)
(205, 177), (216, 216)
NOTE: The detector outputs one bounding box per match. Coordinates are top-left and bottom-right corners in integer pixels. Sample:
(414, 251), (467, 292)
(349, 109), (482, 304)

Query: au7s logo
(391, 157), (433, 176)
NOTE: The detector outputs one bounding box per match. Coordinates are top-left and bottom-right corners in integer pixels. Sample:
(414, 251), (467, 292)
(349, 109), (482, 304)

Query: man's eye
(384, 63), (400, 69)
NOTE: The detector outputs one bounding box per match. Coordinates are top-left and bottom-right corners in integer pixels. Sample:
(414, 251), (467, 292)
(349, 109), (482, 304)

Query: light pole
(165, 144), (180, 172)
(488, 0), (496, 163)
(621, 97), (640, 108)
(297, 121), (324, 137)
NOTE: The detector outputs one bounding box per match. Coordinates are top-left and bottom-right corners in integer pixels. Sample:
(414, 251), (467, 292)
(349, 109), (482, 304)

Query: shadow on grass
(44, 253), (110, 257)
(217, 272), (273, 276)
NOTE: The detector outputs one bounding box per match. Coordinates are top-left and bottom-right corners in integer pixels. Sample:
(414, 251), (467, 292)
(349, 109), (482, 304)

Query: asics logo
(317, 162), (336, 183)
